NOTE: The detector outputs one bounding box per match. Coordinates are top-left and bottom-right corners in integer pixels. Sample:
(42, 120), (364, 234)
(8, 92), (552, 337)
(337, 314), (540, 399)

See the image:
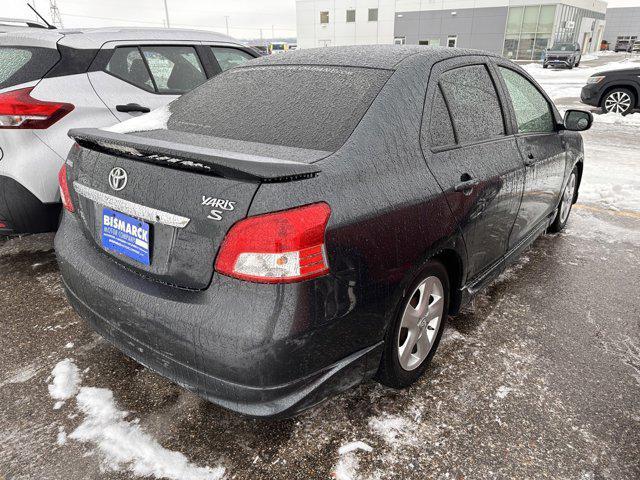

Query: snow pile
(496, 385), (513, 399)
(103, 104), (172, 134)
(70, 387), (225, 480)
(332, 441), (373, 480)
(579, 132), (640, 212)
(47, 360), (225, 480)
(338, 441), (373, 455)
(368, 414), (415, 446)
(593, 111), (640, 127)
(523, 57), (640, 100)
(48, 358), (81, 409)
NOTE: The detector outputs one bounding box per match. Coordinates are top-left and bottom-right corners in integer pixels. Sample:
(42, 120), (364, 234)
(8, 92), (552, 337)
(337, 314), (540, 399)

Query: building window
(320, 11), (329, 24)
(368, 8), (378, 22)
(503, 5), (558, 61)
(447, 36), (457, 47)
(346, 9), (356, 23)
(394, 37), (406, 45)
(419, 40), (430, 45)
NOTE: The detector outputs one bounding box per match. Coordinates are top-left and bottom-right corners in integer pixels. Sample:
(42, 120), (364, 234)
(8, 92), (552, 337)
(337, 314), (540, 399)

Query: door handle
(454, 177), (479, 193)
(116, 103), (151, 113)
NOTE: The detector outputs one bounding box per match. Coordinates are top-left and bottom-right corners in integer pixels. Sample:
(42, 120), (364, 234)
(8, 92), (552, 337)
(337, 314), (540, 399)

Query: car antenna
(26, 2), (56, 29)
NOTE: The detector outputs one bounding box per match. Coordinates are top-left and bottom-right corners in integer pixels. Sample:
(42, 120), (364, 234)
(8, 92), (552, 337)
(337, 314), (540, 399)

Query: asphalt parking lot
(2, 69), (640, 480)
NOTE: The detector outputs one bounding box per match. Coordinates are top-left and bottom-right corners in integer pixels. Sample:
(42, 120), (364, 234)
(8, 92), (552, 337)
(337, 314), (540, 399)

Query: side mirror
(564, 109), (593, 132)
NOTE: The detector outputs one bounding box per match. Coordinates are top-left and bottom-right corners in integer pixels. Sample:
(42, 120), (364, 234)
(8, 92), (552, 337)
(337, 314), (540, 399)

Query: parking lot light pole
(163, 0), (170, 28)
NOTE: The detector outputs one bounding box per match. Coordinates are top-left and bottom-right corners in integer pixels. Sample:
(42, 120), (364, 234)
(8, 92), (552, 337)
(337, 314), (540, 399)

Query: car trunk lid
(66, 128), (325, 290)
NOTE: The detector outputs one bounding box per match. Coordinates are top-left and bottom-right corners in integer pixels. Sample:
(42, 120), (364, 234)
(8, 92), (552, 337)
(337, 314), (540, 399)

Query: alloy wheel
(604, 91), (632, 114)
(397, 276), (444, 371)
(560, 172), (577, 224)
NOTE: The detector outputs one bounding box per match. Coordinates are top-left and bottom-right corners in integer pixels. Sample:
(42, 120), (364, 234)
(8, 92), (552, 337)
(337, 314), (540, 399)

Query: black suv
(581, 68), (640, 114)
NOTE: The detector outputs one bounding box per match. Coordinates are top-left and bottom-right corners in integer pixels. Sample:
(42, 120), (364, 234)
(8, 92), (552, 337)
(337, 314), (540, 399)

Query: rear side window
(105, 46), (207, 94)
(439, 65), (505, 144)
(169, 65), (391, 151)
(0, 46), (60, 90)
(211, 47), (254, 71)
(106, 47), (154, 92)
(427, 88), (456, 148)
(498, 67), (555, 133)
(141, 46), (206, 93)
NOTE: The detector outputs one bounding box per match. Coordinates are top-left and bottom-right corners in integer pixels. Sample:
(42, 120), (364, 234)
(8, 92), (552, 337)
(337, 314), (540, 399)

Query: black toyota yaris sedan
(55, 46), (592, 418)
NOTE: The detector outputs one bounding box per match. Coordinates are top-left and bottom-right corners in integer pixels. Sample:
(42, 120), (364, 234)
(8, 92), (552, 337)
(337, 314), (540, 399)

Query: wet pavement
(1, 122), (639, 480)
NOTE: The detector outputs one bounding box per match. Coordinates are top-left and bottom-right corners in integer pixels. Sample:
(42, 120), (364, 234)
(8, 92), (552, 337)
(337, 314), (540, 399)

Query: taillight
(0, 87), (74, 129)
(215, 202), (331, 283)
(58, 165), (74, 213)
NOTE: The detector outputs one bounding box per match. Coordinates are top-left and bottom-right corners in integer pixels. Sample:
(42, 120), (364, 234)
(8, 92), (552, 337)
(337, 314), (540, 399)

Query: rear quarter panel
(247, 57), (465, 357)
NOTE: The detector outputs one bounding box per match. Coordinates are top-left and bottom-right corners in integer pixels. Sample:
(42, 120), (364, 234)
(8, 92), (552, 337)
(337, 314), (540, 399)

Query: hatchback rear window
(0, 47), (60, 90)
(168, 65), (392, 151)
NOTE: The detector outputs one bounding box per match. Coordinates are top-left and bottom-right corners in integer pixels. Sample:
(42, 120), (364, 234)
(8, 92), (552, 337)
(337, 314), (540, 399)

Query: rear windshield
(168, 65), (392, 152)
(0, 46), (60, 90)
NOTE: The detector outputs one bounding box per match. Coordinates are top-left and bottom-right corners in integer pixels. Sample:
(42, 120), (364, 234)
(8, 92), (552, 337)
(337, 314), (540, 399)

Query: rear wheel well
(431, 249), (463, 315)
(599, 85), (638, 108)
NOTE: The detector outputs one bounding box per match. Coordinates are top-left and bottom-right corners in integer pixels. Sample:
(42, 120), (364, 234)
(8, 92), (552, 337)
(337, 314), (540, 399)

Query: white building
(296, 0), (397, 48)
(296, 1), (608, 59)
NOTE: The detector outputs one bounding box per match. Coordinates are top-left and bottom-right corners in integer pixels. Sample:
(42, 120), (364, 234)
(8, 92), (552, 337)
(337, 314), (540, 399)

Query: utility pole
(271, 24), (274, 40)
(225, 16), (229, 36)
(163, 0), (170, 28)
(49, 0), (63, 28)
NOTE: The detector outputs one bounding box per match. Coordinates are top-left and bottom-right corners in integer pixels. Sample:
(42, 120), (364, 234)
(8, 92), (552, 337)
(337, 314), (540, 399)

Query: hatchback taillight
(58, 165), (74, 213)
(215, 202), (331, 283)
(0, 87), (74, 129)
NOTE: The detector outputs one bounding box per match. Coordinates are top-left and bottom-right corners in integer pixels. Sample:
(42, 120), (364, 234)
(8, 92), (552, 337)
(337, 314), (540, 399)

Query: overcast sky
(3, 0), (640, 40)
(4, 0), (298, 39)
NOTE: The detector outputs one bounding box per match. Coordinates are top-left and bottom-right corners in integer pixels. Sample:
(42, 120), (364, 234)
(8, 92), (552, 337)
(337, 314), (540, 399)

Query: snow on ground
(523, 56), (640, 101)
(70, 387), (225, 480)
(332, 442), (375, 480)
(579, 128), (640, 213)
(48, 358), (81, 409)
(47, 360), (225, 480)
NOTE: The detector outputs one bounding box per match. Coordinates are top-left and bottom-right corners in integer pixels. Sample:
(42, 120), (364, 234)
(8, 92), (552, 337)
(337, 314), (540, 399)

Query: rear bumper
(55, 213), (383, 418)
(0, 176), (61, 234)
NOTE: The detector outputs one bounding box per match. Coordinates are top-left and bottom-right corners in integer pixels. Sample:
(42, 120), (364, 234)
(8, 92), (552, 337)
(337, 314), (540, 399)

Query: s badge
(202, 196), (235, 221)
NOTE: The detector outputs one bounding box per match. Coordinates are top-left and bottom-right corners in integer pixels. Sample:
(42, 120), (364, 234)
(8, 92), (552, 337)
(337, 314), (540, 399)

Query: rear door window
(427, 87), (456, 148)
(169, 65), (391, 151)
(498, 67), (555, 133)
(141, 46), (206, 93)
(105, 47), (154, 92)
(0, 46), (60, 90)
(439, 65), (505, 144)
(211, 47), (254, 71)
(105, 46), (207, 94)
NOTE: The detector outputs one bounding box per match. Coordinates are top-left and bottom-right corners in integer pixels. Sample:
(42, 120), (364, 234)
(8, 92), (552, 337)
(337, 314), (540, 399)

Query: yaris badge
(108, 167), (128, 191)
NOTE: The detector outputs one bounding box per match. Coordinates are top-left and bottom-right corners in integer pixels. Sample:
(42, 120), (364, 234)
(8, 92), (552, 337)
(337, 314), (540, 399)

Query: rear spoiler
(68, 128), (321, 183)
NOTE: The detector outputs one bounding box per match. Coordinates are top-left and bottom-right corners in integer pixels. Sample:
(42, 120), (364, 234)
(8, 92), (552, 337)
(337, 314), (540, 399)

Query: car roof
(246, 45), (496, 70)
(0, 27), (240, 49)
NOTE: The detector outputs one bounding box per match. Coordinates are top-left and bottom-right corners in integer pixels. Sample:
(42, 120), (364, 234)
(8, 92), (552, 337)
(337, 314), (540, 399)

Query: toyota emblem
(108, 167), (128, 191)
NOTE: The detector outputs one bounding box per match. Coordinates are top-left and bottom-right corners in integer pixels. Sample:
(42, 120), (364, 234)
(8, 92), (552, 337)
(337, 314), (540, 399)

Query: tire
(376, 260), (450, 389)
(543, 64), (548, 69)
(602, 88), (635, 115)
(549, 166), (578, 233)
